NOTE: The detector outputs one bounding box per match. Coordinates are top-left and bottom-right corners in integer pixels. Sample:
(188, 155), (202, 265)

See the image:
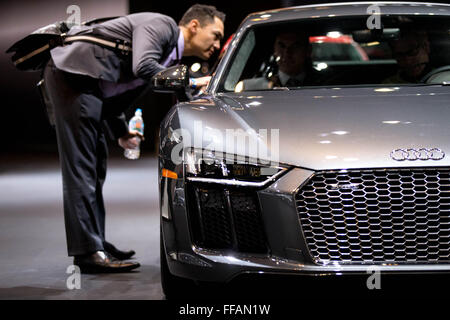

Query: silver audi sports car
(155, 2), (450, 298)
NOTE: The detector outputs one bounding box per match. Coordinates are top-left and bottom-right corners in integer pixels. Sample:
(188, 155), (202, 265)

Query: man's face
(191, 16), (224, 60)
(274, 33), (309, 76)
(392, 36), (430, 80)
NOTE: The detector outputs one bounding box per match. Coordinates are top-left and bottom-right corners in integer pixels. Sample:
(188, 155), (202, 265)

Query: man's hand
(118, 130), (144, 150)
(190, 76), (211, 91)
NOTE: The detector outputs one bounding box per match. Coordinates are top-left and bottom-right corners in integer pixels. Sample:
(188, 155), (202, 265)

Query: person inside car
(241, 31), (314, 90)
(384, 29), (432, 84)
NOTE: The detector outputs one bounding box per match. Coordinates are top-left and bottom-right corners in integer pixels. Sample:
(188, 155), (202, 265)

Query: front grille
(187, 184), (268, 254)
(295, 168), (450, 264)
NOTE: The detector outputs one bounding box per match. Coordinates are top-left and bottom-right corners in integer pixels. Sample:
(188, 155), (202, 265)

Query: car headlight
(184, 148), (288, 187)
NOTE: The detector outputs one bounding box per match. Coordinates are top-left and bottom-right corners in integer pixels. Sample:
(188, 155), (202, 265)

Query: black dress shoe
(103, 241), (136, 260)
(74, 251), (140, 274)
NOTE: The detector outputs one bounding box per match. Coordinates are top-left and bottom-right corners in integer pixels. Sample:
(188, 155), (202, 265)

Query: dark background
(1, 0), (449, 158)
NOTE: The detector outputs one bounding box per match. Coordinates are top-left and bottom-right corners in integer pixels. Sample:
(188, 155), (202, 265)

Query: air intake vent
(187, 184), (268, 254)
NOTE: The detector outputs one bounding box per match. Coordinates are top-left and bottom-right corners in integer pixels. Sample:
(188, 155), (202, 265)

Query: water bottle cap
(135, 108), (142, 116)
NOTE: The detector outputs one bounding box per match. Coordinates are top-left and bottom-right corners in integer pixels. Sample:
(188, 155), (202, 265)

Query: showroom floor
(0, 153), (164, 300)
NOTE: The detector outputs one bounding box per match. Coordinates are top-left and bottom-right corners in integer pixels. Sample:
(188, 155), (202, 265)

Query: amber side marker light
(162, 168), (178, 180)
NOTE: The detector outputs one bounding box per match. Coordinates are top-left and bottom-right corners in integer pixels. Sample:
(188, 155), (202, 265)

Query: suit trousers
(44, 59), (108, 256)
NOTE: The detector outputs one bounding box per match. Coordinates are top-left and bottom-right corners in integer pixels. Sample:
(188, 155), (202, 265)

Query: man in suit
(242, 31), (313, 91)
(383, 29), (432, 84)
(43, 4), (225, 273)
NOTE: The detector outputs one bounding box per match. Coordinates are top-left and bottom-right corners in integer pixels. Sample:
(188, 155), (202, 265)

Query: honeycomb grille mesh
(188, 185), (268, 254)
(295, 168), (450, 264)
(230, 192), (267, 252)
(197, 189), (233, 249)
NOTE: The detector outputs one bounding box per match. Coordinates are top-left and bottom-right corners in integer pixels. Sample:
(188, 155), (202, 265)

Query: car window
(218, 16), (450, 92)
(224, 30), (256, 91)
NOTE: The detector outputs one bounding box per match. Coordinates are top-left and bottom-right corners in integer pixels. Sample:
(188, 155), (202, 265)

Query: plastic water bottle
(124, 108), (144, 160)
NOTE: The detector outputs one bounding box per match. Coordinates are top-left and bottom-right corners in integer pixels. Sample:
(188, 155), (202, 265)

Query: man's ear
(188, 19), (200, 34)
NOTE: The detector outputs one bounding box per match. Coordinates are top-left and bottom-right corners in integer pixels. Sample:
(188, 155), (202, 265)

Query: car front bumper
(161, 165), (450, 283)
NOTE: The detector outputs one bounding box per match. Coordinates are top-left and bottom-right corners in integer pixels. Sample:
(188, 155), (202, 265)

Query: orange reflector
(162, 168), (178, 180)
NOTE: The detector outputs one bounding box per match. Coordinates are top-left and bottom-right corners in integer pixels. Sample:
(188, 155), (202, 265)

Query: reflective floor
(0, 153), (164, 300)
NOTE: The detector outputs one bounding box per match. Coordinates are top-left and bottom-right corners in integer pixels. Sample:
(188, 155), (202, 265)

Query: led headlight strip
(184, 148), (288, 187)
(186, 169), (287, 187)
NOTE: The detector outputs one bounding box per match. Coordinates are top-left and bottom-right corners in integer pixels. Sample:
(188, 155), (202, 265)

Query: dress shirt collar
(161, 28), (185, 67)
(278, 70), (306, 86)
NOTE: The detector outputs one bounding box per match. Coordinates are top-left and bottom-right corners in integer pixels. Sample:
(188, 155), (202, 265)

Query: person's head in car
(390, 29), (430, 82)
(273, 31), (311, 77)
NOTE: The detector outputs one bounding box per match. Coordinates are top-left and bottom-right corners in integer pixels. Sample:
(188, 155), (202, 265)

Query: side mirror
(151, 65), (190, 101)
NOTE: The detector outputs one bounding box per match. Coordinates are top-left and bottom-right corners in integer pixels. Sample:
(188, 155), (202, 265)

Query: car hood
(177, 86), (450, 170)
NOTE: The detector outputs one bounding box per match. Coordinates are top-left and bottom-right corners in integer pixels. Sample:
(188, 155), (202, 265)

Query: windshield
(218, 15), (450, 92)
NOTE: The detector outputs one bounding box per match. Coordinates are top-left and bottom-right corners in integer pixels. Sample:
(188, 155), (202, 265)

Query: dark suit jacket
(51, 12), (180, 82)
(49, 13), (180, 140)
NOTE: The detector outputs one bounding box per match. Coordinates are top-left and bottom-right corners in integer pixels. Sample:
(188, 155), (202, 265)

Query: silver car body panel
(177, 86), (450, 171)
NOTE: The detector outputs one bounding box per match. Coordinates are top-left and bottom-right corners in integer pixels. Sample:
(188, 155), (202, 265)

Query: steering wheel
(420, 65), (450, 83)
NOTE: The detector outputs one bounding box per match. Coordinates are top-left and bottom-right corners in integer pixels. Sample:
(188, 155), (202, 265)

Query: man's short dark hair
(179, 4), (225, 27)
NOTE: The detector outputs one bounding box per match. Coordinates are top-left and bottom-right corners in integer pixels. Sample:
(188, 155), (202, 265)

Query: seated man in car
(242, 31), (314, 90)
(383, 29), (433, 84)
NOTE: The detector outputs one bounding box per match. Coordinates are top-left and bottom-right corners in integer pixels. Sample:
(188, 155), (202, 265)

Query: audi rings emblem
(390, 148), (446, 161)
